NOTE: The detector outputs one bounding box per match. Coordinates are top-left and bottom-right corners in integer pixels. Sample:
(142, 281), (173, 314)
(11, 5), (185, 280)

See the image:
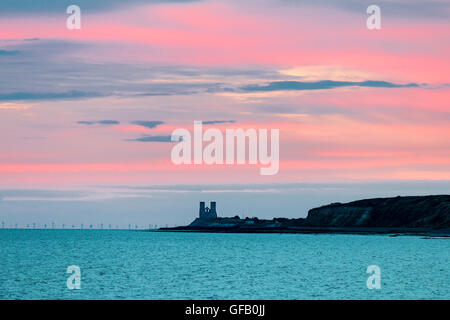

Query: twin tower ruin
(199, 201), (217, 220)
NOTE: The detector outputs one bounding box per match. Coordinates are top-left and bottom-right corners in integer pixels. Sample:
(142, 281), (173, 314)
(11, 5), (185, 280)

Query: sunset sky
(0, 0), (449, 227)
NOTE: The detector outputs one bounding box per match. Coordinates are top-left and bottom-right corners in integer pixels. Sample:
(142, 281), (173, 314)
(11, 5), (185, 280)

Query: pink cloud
(1, 2), (449, 186)
(0, 2), (447, 83)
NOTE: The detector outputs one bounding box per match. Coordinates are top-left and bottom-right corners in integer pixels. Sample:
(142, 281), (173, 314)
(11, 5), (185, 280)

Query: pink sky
(0, 0), (449, 188)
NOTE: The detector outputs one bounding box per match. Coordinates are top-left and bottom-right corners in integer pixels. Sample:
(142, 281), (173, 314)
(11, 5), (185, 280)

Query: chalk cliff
(305, 195), (450, 228)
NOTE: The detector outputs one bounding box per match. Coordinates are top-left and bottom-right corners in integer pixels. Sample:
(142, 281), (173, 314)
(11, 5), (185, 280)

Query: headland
(158, 196), (450, 236)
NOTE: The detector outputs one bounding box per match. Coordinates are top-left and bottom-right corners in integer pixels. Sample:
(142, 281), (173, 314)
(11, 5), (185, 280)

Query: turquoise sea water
(0, 230), (449, 300)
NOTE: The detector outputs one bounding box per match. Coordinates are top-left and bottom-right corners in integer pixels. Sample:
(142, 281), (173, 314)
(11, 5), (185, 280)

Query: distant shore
(157, 226), (450, 236)
(159, 195), (450, 236)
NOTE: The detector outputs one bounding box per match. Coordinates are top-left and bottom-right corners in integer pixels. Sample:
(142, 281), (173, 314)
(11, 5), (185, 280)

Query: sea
(0, 230), (448, 300)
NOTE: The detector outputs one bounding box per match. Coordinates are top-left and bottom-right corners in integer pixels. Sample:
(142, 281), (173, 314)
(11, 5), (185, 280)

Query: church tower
(199, 201), (218, 220)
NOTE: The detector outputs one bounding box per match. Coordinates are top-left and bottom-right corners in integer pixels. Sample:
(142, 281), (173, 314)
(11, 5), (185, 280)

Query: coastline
(157, 226), (450, 236)
(158, 195), (450, 236)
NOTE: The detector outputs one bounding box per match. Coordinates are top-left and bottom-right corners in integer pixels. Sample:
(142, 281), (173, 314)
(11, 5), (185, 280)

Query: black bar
(1, 300), (446, 319)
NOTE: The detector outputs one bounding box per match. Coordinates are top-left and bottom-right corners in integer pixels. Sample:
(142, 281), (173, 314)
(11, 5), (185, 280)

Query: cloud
(77, 120), (120, 125)
(0, 102), (33, 110)
(0, 0), (446, 19)
(130, 121), (165, 129)
(19, 136), (47, 140)
(203, 120), (236, 125)
(0, 91), (103, 102)
(241, 80), (420, 92)
(0, 50), (20, 56)
(0, 38), (429, 103)
(281, 0), (450, 19)
(125, 135), (180, 142)
(0, 39), (286, 101)
(0, 0), (200, 14)
(0, 189), (90, 199)
(136, 91), (197, 97)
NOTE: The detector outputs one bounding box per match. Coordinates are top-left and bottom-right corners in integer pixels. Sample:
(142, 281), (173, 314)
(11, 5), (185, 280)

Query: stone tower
(199, 201), (218, 220)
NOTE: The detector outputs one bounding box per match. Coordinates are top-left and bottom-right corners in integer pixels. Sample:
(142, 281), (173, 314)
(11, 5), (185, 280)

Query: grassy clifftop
(306, 195), (450, 228)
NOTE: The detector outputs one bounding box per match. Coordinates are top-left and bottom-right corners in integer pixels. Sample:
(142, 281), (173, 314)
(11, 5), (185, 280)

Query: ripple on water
(0, 230), (449, 299)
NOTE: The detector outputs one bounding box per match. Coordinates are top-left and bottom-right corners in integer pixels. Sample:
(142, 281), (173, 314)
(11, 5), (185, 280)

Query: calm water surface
(0, 230), (448, 299)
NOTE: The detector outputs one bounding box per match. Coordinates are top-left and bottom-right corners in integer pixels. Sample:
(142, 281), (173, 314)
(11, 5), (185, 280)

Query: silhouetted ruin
(199, 201), (217, 220)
